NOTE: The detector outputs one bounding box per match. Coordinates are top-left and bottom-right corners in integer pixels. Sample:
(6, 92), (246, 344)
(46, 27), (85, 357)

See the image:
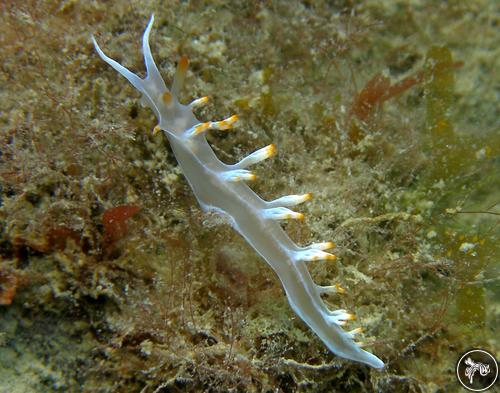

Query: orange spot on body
(162, 92), (172, 104)
(324, 241), (335, 249)
(227, 114), (239, 123)
(195, 122), (210, 134)
(178, 55), (189, 72)
(153, 125), (162, 135)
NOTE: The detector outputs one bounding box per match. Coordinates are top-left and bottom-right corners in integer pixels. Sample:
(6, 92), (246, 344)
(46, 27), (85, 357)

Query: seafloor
(0, 1), (498, 392)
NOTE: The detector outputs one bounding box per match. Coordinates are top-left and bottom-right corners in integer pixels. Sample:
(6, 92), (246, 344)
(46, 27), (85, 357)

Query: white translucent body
(92, 15), (384, 369)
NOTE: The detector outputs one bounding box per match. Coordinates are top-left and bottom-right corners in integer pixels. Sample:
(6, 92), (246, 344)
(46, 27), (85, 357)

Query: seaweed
(0, 269), (20, 306)
(102, 204), (141, 248)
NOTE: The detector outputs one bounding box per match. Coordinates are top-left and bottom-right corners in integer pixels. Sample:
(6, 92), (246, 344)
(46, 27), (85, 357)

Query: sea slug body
(92, 15), (384, 369)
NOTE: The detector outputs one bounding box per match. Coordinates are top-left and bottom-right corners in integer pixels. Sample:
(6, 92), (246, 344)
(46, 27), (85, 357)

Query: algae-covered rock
(0, 1), (498, 392)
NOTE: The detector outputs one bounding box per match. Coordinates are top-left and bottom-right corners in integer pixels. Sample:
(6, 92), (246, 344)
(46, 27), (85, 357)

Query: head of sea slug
(92, 14), (200, 138)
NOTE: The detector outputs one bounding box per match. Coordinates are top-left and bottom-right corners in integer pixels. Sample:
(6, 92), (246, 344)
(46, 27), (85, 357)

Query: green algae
(419, 45), (498, 329)
(424, 46), (455, 143)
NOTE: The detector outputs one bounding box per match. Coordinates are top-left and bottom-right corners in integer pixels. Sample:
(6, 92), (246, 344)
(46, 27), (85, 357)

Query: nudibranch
(92, 15), (384, 369)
